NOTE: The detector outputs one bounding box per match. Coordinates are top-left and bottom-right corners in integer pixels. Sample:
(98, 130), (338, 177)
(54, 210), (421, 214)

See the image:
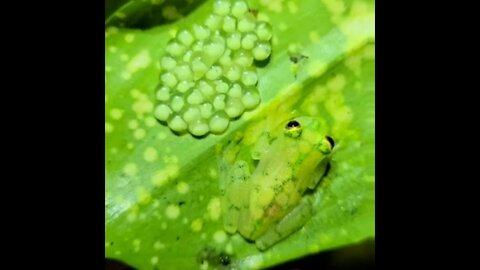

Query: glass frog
(218, 116), (335, 250)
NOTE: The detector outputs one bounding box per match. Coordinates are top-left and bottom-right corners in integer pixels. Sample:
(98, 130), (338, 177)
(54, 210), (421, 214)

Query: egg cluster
(154, 0), (273, 136)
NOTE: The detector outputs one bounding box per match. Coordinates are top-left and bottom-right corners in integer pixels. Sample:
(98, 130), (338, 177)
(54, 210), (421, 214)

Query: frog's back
(225, 116), (334, 242)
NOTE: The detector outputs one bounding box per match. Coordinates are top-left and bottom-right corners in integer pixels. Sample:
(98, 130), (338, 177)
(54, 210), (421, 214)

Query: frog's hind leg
(255, 196), (314, 250)
(223, 160), (251, 234)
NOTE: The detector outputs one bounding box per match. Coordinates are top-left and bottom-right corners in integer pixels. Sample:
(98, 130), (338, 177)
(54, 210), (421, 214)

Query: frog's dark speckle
(178, 201), (185, 206)
(176, 236), (180, 241)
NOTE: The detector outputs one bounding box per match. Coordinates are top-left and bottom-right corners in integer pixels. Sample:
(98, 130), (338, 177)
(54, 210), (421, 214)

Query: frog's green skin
(219, 116), (334, 250)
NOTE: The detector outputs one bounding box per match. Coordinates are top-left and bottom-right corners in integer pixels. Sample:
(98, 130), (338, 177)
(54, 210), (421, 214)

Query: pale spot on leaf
(143, 147), (158, 162)
(176, 182), (189, 194)
(115, 12), (126, 19)
(127, 50), (151, 74)
(105, 122), (114, 133)
(123, 163), (138, 177)
(287, 1), (298, 14)
(207, 197), (221, 221)
(166, 204), (180, 219)
(134, 128), (146, 140)
(213, 230), (227, 243)
(125, 34), (135, 43)
(154, 241), (165, 249)
(128, 120), (138, 129)
(162, 6), (181, 20)
(110, 108), (124, 120)
(190, 218), (203, 232)
(120, 54), (129, 62)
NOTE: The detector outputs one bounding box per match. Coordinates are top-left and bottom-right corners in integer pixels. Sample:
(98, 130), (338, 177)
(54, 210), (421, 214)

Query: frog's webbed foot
(255, 196), (314, 250)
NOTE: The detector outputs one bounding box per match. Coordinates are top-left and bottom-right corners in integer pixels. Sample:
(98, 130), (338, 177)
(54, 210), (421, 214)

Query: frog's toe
(255, 230), (280, 250)
(223, 208), (240, 234)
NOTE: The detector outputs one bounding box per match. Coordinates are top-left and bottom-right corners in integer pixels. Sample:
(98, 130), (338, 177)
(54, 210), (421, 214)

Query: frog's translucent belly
(237, 141), (318, 240)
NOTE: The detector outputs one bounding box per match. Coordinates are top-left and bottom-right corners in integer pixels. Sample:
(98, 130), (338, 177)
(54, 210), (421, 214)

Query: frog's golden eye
(325, 136), (335, 149)
(284, 120), (302, 138)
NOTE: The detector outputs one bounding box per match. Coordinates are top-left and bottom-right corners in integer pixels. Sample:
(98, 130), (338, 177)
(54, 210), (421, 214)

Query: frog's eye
(286, 120), (300, 129)
(284, 119), (302, 138)
(319, 135), (335, 154)
(325, 136), (335, 149)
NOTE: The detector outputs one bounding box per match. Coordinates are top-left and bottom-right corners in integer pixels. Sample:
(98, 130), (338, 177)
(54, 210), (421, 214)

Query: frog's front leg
(307, 158), (331, 190)
(255, 196), (314, 250)
(223, 160), (251, 234)
(251, 131), (271, 160)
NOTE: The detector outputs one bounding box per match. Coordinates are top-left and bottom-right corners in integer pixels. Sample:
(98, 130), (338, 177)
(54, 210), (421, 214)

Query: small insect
(248, 8), (258, 18)
(289, 54), (309, 64)
(289, 54), (309, 79)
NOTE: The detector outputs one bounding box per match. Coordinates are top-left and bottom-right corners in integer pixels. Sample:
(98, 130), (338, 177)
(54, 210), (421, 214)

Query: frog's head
(283, 116), (335, 155)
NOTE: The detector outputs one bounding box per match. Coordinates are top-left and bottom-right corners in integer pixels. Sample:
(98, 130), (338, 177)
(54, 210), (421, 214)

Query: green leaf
(105, 0), (209, 29)
(105, 0), (375, 269)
